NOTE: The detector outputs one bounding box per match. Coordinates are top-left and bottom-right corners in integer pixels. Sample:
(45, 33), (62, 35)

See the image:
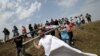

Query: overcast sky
(0, 0), (100, 40)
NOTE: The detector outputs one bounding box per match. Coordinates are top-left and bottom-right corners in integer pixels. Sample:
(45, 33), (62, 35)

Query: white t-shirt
(76, 18), (81, 23)
(38, 35), (52, 56)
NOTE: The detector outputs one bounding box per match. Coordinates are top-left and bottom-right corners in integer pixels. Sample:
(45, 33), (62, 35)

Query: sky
(0, 0), (100, 40)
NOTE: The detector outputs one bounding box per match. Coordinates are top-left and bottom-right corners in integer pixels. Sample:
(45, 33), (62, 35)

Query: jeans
(16, 47), (25, 56)
(4, 35), (9, 42)
(68, 31), (73, 45)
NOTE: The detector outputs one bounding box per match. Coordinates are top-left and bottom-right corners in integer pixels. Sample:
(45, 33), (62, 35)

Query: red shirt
(22, 26), (27, 33)
(65, 24), (71, 32)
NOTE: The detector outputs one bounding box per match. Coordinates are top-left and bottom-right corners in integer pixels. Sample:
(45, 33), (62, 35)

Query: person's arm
(33, 40), (41, 49)
(60, 28), (63, 32)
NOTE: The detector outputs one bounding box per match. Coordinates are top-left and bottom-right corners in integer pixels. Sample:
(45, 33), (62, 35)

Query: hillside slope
(0, 20), (100, 56)
(73, 20), (100, 56)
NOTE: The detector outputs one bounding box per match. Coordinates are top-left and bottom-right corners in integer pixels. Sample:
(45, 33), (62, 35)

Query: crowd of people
(2, 13), (92, 42)
(3, 13), (91, 41)
(2, 13), (92, 56)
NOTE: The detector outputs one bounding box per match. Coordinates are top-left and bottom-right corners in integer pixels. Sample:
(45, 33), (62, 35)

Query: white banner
(49, 36), (97, 56)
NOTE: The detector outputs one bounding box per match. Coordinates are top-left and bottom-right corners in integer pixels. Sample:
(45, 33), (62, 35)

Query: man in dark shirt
(86, 13), (92, 22)
(55, 19), (59, 25)
(14, 35), (24, 56)
(29, 24), (34, 37)
(34, 24), (38, 36)
(50, 19), (55, 25)
(45, 21), (50, 26)
(3, 28), (10, 42)
(12, 26), (19, 37)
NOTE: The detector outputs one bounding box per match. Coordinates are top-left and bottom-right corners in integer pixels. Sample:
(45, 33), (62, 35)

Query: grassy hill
(0, 20), (100, 56)
(73, 20), (100, 56)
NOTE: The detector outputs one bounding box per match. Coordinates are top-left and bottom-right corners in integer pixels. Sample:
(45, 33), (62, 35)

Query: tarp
(49, 36), (97, 56)
(45, 25), (59, 29)
(60, 29), (69, 40)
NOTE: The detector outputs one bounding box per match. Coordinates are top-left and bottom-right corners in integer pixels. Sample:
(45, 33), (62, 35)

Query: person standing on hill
(62, 18), (65, 23)
(80, 14), (85, 24)
(50, 19), (56, 36)
(12, 26), (19, 37)
(65, 21), (73, 45)
(70, 17), (75, 27)
(86, 13), (92, 22)
(75, 16), (81, 28)
(60, 26), (69, 44)
(54, 19), (59, 25)
(22, 26), (27, 38)
(29, 24), (34, 37)
(50, 19), (55, 25)
(3, 28), (10, 42)
(34, 24), (38, 36)
(14, 35), (24, 56)
(45, 21), (51, 26)
(58, 19), (63, 25)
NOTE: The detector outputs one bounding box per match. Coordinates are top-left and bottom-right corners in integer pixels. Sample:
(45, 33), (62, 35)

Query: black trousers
(51, 30), (55, 36)
(87, 18), (91, 22)
(68, 31), (73, 45)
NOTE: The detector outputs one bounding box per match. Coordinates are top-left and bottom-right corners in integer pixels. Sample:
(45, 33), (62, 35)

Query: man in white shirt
(34, 29), (52, 56)
(33, 28), (97, 56)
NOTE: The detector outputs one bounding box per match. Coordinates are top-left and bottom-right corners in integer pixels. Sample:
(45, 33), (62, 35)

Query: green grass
(0, 20), (100, 56)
